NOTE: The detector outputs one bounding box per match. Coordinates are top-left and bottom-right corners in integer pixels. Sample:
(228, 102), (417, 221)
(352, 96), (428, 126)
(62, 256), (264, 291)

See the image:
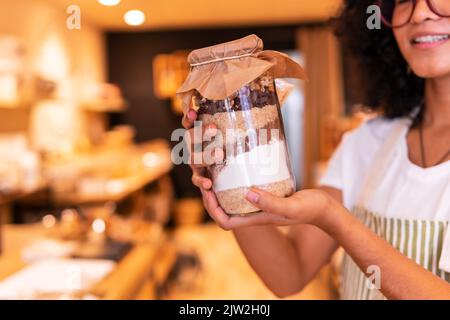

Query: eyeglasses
(377, 0), (450, 28)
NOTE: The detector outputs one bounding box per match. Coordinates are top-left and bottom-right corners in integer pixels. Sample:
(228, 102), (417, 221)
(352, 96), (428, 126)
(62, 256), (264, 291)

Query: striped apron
(340, 120), (450, 300)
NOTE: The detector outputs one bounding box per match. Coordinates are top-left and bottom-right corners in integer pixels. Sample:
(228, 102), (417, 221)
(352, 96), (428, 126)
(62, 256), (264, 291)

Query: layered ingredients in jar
(194, 73), (295, 215)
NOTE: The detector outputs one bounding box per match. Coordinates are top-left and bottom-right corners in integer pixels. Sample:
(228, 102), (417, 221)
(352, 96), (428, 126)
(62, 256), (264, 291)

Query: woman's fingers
(189, 148), (224, 169)
(182, 108), (198, 129)
(184, 124), (223, 168)
(224, 212), (292, 229)
(201, 189), (246, 230)
(244, 188), (331, 226)
(200, 188), (231, 227)
(191, 170), (213, 190)
(190, 165), (212, 190)
(245, 188), (301, 218)
(201, 188), (292, 230)
(182, 107), (223, 167)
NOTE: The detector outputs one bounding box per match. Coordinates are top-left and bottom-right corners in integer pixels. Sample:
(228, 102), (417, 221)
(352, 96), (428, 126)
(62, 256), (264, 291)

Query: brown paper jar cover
(176, 34), (307, 113)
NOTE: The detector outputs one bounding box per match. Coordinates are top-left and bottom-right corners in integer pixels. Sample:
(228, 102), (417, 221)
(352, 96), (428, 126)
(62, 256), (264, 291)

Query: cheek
(393, 29), (410, 61)
(393, 29), (450, 78)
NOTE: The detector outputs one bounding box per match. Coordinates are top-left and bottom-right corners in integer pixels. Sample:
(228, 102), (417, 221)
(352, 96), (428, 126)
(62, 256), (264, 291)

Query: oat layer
(215, 178), (295, 216)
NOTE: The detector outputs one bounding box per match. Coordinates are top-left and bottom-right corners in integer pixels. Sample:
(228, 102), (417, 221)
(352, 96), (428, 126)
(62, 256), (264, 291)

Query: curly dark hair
(332, 0), (424, 119)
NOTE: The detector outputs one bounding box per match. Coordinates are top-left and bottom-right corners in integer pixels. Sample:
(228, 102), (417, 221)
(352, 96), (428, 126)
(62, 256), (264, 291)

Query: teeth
(413, 35), (449, 43)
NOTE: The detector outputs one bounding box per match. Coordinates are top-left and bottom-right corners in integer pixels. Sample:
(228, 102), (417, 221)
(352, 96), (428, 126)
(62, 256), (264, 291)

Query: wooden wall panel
(297, 26), (344, 188)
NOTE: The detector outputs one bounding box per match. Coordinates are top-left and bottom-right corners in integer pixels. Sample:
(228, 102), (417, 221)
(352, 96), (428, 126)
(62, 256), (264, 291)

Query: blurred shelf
(0, 99), (34, 110)
(50, 139), (173, 206)
(81, 98), (128, 113)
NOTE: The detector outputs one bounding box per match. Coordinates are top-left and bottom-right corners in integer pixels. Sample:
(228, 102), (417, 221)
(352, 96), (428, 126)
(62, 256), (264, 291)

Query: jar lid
(187, 34), (263, 67)
(177, 34), (307, 114)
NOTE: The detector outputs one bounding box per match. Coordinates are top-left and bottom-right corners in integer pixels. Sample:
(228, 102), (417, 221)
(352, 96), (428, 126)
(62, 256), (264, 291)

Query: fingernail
(246, 190), (260, 203)
(206, 125), (217, 136)
(188, 110), (197, 121)
(204, 127), (217, 140)
(213, 148), (224, 162)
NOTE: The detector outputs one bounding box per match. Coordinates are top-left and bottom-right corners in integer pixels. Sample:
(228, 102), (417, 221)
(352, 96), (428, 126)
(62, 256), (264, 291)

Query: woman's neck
(424, 77), (450, 128)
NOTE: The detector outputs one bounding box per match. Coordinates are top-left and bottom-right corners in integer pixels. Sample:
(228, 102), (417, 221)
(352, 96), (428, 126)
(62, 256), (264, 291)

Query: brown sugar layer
(203, 118), (283, 159)
(199, 104), (280, 147)
(215, 178), (295, 216)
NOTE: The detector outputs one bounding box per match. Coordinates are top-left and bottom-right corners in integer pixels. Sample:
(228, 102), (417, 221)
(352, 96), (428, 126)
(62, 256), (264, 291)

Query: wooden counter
(0, 224), (177, 300)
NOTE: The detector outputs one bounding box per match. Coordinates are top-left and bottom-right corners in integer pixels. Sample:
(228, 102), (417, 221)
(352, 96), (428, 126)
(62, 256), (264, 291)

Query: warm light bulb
(42, 214), (56, 228)
(92, 218), (106, 234)
(98, 0), (121, 6)
(124, 10), (146, 26)
(142, 152), (160, 167)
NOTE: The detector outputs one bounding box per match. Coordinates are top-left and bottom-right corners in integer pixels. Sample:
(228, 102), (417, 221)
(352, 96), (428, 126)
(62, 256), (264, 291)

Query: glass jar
(193, 72), (295, 216)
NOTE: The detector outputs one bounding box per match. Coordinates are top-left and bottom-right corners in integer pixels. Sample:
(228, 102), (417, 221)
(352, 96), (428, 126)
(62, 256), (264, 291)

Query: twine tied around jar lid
(176, 34), (307, 114)
(189, 52), (255, 67)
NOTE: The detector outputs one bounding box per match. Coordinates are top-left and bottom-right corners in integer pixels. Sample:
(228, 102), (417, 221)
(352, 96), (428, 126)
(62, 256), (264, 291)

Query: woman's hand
(182, 107), (338, 232)
(201, 187), (338, 231)
(182, 107), (303, 229)
(182, 107), (223, 190)
(182, 107), (227, 222)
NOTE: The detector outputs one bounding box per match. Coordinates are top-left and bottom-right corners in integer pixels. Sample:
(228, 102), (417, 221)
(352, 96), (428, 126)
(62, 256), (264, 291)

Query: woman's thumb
(245, 188), (289, 216)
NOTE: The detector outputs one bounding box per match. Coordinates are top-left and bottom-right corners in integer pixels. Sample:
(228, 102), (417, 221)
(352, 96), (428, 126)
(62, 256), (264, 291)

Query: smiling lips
(411, 34), (450, 48)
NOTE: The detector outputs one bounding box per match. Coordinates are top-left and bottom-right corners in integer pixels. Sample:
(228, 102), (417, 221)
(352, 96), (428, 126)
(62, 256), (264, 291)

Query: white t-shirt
(320, 117), (450, 222)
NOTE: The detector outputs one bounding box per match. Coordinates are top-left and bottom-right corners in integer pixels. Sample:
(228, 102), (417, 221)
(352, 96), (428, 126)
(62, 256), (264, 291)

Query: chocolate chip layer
(195, 76), (278, 115)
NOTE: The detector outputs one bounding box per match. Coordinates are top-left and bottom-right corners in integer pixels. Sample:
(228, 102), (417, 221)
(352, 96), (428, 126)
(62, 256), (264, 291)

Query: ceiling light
(124, 10), (146, 26)
(142, 152), (160, 167)
(92, 218), (106, 234)
(98, 0), (121, 6)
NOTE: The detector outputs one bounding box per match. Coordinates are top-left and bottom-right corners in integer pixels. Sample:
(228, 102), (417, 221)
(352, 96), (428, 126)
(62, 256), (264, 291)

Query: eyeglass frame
(377, 0), (450, 28)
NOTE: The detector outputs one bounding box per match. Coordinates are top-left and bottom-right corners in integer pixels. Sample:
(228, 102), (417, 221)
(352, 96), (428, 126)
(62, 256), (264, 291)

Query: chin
(412, 68), (442, 78)
(409, 61), (450, 79)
